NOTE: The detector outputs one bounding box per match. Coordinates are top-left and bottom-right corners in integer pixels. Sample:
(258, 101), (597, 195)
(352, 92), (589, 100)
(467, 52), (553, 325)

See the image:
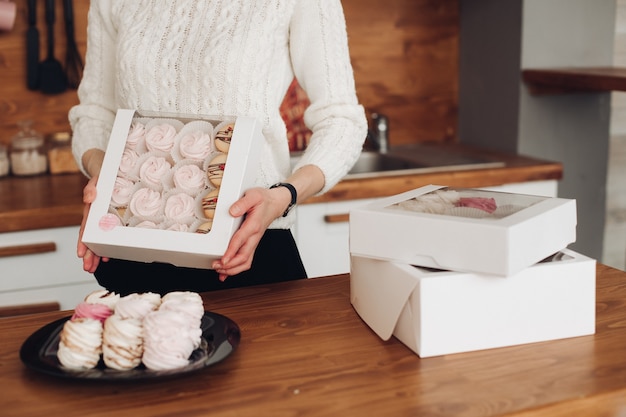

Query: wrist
(82, 149), (105, 178)
(270, 182), (297, 217)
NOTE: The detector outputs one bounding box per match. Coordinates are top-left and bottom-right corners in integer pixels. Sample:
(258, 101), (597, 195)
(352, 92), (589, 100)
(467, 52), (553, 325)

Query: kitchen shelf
(522, 67), (626, 95)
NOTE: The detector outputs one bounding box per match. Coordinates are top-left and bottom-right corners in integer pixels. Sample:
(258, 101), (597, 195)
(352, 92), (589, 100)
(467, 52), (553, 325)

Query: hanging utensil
(26, 0), (39, 90)
(62, 0), (82, 89)
(39, 0), (67, 94)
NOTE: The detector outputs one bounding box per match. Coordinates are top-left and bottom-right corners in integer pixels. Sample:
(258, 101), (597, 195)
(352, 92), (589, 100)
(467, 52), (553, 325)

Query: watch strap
(270, 182), (297, 217)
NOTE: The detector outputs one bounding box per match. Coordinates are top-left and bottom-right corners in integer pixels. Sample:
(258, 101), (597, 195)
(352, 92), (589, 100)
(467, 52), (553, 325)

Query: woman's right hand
(77, 149), (108, 273)
(77, 175), (109, 273)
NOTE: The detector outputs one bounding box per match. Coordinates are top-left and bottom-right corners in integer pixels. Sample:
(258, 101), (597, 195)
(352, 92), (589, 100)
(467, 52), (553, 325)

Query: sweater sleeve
(68, 0), (119, 176)
(288, 0), (368, 194)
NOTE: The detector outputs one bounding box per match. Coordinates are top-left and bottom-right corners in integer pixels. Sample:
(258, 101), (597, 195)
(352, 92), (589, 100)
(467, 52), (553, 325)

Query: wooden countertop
(0, 144), (562, 233)
(1, 264), (625, 417)
(307, 143), (562, 204)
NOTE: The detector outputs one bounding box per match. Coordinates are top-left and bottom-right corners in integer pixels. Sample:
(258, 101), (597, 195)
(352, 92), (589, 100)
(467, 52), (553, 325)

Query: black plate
(20, 312), (240, 381)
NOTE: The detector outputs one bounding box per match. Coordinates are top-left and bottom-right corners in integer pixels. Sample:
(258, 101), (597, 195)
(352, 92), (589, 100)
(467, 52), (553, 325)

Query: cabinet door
(0, 226), (101, 309)
(294, 198), (377, 278)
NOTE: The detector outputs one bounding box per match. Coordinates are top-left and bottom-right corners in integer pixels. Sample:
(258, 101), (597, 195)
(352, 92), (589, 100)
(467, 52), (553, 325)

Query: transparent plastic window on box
(388, 187), (546, 219)
(100, 113), (236, 235)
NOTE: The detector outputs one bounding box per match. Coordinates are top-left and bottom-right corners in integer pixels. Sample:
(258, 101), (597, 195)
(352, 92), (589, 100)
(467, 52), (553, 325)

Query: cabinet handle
(0, 301), (61, 317)
(324, 213), (350, 223)
(0, 242), (57, 258)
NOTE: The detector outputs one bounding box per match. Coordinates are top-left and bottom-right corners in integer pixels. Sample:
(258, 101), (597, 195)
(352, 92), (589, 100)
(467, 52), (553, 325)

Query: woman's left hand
(211, 186), (289, 280)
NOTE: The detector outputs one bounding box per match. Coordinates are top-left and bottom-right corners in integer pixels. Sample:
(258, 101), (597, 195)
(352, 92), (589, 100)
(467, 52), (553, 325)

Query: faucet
(366, 112), (389, 154)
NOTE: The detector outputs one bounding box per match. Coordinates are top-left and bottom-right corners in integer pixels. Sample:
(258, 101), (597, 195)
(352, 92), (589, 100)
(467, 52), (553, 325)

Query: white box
(350, 249), (596, 357)
(349, 184), (577, 276)
(82, 109), (262, 269)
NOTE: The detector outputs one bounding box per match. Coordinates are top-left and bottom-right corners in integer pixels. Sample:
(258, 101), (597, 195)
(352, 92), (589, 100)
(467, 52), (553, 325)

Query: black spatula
(26, 0), (39, 90)
(63, 0), (83, 89)
(39, 0), (67, 94)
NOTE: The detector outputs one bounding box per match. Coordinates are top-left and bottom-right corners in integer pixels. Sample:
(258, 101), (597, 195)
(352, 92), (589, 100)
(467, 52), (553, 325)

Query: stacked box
(82, 109), (262, 269)
(349, 184), (596, 357)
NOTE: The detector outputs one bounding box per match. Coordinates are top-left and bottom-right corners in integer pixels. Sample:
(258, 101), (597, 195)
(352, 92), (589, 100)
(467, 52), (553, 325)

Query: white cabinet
(294, 180), (558, 278)
(0, 226), (102, 311)
(294, 198), (377, 278)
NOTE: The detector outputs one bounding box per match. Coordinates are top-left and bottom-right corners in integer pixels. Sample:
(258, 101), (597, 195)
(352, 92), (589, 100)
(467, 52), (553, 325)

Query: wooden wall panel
(0, 0), (459, 148)
(0, 0), (87, 144)
(343, 0), (459, 145)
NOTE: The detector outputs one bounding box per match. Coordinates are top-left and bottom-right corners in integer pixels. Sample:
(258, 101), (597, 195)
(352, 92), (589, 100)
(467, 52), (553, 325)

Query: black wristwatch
(270, 182), (297, 217)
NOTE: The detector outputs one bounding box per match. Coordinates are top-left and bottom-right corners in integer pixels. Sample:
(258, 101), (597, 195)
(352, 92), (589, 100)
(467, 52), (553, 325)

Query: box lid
(349, 185), (577, 276)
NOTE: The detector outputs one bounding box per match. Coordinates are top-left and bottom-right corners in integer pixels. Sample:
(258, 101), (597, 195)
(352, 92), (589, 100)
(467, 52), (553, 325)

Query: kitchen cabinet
(0, 152), (562, 287)
(294, 179), (557, 278)
(294, 198), (377, 278)
(0, 226), (102, 312)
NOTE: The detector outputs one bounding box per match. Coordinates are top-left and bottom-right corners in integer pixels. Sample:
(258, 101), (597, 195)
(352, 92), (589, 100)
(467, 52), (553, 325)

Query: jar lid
(50, 132), (71, 143)
(12, 135), (44, 150)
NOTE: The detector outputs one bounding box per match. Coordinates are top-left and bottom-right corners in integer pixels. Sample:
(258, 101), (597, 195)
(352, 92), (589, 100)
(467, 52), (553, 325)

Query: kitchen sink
(346, 152), (425, 175)
(290, 144), (506, 179)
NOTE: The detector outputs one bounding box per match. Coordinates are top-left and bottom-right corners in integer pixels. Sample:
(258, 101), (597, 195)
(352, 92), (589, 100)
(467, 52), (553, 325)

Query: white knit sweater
(69, 0), (367, 229)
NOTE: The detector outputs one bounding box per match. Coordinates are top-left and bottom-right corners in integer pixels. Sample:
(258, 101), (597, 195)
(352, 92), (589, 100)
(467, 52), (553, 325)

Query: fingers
(214, 231), (260, 279)
(82, 248), (101, 273)
(83, 175), (98, 204)
(228, 189), (262, 218)
(78, 176), (104, 273)
(77, 202), (90, 257)
(78, 178), (96, 257)
(212, 189), (271, 279)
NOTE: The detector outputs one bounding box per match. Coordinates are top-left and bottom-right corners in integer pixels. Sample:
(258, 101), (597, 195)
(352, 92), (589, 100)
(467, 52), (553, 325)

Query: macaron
(195, 220), (213, 234)
(214, 123), (234, 153)
(201, 188), (219, 219)
(207, 153), (227, 187)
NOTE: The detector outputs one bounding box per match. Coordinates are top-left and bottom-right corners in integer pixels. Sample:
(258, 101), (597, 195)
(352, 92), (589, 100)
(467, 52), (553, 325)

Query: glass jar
(10, 120), (47, 176)
(0, 144), (9, 177)
(47, 131), (79, 174)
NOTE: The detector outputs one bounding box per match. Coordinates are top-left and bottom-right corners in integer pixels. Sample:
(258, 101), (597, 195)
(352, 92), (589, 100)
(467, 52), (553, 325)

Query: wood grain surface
(0, 0), (85, 141)
(1, 265), (625, 417)
(0, 0), (459, 148)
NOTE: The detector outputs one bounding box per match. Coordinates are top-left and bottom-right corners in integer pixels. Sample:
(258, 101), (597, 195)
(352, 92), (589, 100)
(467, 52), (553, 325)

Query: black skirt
(93, 229), (307, 295)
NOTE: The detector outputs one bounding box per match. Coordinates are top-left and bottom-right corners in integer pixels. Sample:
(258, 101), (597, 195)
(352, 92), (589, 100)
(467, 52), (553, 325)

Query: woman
(71, 1), (367, 295)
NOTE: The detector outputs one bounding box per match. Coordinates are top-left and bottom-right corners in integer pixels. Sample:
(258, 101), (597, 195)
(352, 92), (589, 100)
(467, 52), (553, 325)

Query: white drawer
(0, 226), (93, 292)
(294, 198), (377, 278)
(0, 281), (103, 311)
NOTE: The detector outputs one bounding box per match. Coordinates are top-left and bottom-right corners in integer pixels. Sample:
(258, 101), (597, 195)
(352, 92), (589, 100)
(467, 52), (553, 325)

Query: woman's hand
(77, 149), (108, 273)
(211, 186), (288, 281)
(212, 164), (325, 281)
(77, 175), (109, 273)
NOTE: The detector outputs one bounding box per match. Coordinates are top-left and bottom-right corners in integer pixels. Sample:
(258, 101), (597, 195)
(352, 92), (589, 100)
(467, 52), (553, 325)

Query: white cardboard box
(82, 109), (262, 269)
(349, 184), (577, 276)
(350, 249), (596, 357)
